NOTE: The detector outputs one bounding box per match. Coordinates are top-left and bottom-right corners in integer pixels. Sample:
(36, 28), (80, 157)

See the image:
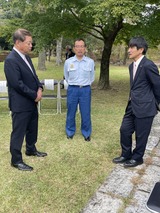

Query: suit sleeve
(146, 61), (160, 103)
(4, 58), (37, 101)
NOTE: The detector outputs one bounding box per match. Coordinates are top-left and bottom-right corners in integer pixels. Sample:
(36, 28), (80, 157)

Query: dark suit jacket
(4, 49), (42, 112)
(129, 56), (160, 118)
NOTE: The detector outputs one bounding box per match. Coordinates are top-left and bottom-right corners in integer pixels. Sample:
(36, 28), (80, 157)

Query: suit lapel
(130, 63), (134, 85)
(25, 56), (35, 71)
(131, 56), (146, 88)
(13, 50), (36, 78)
(25, 55), (40, 83)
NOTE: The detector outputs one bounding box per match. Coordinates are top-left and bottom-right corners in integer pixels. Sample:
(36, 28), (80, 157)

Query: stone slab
(124, 190), (151, 213)
(98, 165), (139, 198)
(138, 165), (160, 192)
(81, 192), (123, 213)
(146, 136), (159, 151)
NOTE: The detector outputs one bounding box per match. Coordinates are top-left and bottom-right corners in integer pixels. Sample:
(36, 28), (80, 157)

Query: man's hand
(35, 88), (42, 102)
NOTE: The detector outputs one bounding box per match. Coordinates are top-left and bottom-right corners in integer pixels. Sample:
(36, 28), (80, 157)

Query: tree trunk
(123, 46), (128, 65)
(98, 19), (123, 89)
(56, 37), (63, 65)
(98, 40), (112, 89)
(48, 49), (52, 62)
(38, 49), (46, 70)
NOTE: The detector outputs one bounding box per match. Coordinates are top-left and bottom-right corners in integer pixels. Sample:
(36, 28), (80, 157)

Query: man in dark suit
(113, 37), (160, 168)
(65, 45), (75, 60)
(4, 28), (47, 171)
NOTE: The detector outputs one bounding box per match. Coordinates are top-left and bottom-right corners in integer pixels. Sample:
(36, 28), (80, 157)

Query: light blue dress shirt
(64, 55), (95, 86)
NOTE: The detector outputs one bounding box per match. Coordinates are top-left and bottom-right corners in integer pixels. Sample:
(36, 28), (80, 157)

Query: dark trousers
(66, 85), (92, 138)
(120, 102), (154, 161)
(10, 108), (38, 164)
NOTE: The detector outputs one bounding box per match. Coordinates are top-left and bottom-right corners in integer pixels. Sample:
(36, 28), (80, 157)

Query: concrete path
(81, 114), (160, 213)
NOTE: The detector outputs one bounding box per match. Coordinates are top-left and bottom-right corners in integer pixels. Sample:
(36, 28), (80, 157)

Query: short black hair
(74, 38), (86, 47)
(129, 37), (148, 55)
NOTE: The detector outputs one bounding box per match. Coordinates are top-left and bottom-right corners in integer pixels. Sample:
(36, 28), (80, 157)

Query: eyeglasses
(74, 45), (85, 48)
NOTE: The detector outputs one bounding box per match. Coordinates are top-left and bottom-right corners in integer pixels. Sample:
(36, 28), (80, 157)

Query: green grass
(0, 57), (129, 213)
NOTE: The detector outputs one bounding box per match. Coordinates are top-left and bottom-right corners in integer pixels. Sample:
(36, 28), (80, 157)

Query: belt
(69, 85), (90, 88)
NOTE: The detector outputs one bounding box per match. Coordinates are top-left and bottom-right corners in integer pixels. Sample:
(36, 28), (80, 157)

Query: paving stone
(152, 156), (160, 166)
(149, 126), (160, 138)
(146, 136), (159, 151)
(81, 192), (123, 213)
(124, 190), (151, 213)
(152, 113), (160, 125)
(154, 142), (160, 157)
(138, 165), (160, 192)
(98, 165), (139, 198)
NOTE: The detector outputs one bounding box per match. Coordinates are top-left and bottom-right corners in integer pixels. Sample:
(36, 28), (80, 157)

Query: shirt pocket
(68, 63), (77, 80)
(82, 66), (92, 78)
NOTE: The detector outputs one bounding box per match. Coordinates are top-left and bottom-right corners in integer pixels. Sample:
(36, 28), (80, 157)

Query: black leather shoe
(25, 151), (47, 157)
(67, 135), (73, 139)
(112, 156), (129, 164)
(84, 136), (91, 142)
(123, 159), (143, 168)
(11, 162), (33, 171)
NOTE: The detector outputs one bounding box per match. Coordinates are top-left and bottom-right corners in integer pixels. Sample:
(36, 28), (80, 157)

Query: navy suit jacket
(129, 56), (160, 118)
(4, 49), (42, 112)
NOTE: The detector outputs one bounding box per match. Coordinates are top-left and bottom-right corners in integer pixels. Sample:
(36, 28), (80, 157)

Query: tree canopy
(0, 0), (160, 88)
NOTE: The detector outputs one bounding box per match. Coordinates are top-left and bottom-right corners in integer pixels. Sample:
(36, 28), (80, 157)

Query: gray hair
(13, 28), (32, 44)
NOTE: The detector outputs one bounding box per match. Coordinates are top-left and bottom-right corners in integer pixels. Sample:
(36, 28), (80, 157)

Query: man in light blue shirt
(64, 38), (95, 141)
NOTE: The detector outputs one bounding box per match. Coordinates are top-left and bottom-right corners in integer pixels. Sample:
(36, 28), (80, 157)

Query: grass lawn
(0, 58), (129, 213)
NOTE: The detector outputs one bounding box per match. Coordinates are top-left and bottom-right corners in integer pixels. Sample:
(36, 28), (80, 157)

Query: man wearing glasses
(64, 39), (95, 141)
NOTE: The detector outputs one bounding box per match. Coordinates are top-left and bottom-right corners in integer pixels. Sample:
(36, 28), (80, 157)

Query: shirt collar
(134, 55), (144, 67)
(73, 55), (87, 62)
(13, 47), (26, 60)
